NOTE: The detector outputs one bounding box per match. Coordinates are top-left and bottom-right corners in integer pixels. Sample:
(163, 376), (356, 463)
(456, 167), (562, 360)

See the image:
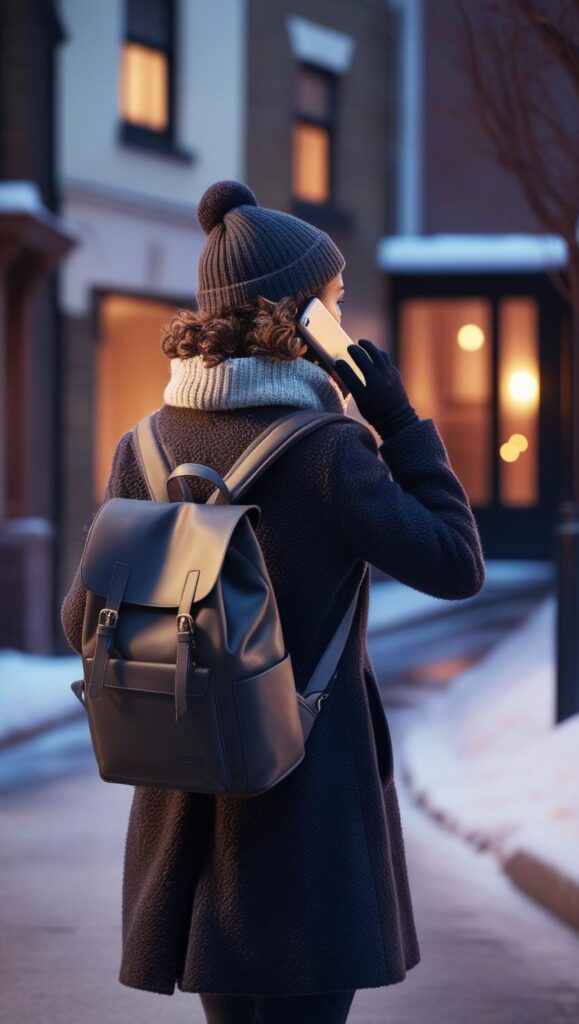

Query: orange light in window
(292, 123), (330, 203)
(500, 442), (520, 463)
(498, 298), (539, 506)
(120, 42), (168, 131)
(507, 369), (539, 406)
(457, 323), (485, 351)
(509, 433), (528, 452)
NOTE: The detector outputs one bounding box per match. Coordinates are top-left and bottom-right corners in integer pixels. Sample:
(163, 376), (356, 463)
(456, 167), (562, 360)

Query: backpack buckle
(177, 613), (196, 653)
(98, 608), (118, 629)
(316, 692), (329, 712)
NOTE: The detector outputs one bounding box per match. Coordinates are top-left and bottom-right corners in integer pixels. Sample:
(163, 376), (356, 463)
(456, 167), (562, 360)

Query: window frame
(118, 0), (193, 164)
(290, 60), (352, 228)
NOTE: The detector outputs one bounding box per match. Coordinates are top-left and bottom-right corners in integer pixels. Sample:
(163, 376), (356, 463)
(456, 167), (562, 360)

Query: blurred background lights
(500, 442), (520, 462)
(499, 433), (530, 463)
(509, 433), (529, 452)
(507, 369), (539, 405)
(457, 323), (485, 351)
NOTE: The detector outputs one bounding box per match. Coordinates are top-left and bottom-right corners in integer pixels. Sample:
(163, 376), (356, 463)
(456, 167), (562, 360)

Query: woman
(61, 179), (485, 1023)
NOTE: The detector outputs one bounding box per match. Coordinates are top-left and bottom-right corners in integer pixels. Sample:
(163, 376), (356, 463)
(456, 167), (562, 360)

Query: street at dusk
(1, 1), (577, 1021)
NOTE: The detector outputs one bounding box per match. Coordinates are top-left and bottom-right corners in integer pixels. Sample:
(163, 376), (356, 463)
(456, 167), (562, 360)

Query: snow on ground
(368, 559), (552, 632)
(401, 594), (579, 922)
(0, 650), (83, 745)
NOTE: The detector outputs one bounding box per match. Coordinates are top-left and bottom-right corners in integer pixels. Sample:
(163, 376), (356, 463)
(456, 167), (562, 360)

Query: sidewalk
(400, 592), (579, 932)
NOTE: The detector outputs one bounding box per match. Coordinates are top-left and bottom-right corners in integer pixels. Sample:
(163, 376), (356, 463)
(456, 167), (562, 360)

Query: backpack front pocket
(83, 657), (230, 793)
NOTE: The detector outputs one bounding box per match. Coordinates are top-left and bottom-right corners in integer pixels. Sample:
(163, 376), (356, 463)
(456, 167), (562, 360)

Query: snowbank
(0, 650), (83, 747)
(402, 595), (579, 927)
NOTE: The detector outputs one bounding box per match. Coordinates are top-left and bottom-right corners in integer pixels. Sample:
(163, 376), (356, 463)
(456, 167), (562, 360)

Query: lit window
(398, 295), (540, 510)
(293, 123), (330, 203)
(292, 63), (336, 205)
(119, 0), (178, 151)
(120, 43), (168, 131)
(498, 298), (539, 506)
(399, 298), (493, 506)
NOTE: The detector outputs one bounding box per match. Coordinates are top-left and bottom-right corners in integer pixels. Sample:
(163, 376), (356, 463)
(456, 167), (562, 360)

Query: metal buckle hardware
(98, 608), (118, 628)
(316, 692), (329, 712)
(177, 613), (196, 650)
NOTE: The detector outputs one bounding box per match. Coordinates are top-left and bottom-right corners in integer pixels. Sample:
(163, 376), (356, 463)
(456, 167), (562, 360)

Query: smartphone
(297, 297), (366, 387)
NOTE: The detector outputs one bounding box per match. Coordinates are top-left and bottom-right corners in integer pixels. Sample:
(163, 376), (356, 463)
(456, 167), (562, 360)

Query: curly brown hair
(160, 288), (322, 369)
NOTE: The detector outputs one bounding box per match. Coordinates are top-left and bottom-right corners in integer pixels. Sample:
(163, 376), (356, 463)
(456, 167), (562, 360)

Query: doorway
(94, 291), (177, 502)
(391, 274), (563, 559)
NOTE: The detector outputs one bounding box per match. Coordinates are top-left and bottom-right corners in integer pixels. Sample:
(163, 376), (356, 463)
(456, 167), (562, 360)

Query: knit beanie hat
(195, 179), (346, 313)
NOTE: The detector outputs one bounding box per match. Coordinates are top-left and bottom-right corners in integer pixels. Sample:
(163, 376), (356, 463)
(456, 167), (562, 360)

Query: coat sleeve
(330, 416), (486, 600)
(60, 430), (137, 653)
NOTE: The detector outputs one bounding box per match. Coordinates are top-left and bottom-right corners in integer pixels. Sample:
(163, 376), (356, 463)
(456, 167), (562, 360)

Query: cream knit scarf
(163, 354), (349, 415)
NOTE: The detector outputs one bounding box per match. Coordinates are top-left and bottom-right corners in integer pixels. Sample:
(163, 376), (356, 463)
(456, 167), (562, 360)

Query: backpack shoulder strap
(211, 408), (374, 504)
(133, 408), (375, 505)
(300, 562), (369, 710)
(132, 409), (172, 502)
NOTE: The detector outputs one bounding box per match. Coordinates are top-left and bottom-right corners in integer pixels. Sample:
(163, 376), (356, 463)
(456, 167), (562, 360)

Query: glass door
(392, 274), (562, 559)
(397, 296), (496, 506)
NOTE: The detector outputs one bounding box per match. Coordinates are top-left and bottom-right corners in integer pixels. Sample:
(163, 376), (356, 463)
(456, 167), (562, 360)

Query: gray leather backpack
(70, 407), (370, 797)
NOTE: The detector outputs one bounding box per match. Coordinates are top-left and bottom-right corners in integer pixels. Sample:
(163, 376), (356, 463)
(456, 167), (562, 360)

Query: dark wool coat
(60, 403), (486, 998)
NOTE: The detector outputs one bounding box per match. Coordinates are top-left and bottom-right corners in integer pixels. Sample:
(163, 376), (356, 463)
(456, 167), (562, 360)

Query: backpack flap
(81, 496), (260, 608)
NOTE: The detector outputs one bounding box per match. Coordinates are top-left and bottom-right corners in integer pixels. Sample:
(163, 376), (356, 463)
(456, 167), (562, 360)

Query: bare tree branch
(455, 0), (579, 256)
(511, 0), (579, 90)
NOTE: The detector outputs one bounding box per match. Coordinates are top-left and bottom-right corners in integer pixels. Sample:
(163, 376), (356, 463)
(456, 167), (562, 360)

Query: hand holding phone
(334, 339), (419, 441)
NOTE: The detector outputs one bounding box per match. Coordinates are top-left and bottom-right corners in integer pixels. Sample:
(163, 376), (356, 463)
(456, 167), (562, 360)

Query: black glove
(334, 339), (419, 441)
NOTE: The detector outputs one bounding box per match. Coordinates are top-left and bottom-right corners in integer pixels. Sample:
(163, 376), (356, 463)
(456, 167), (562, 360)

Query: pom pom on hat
(197, 179), (258, 235)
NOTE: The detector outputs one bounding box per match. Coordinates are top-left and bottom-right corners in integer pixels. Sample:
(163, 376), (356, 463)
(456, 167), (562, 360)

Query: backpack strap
(209, 408), (372, 505)
(133, 408), (376, 505)
(132, 412), (172, 502)
(299, 562), (369, 716)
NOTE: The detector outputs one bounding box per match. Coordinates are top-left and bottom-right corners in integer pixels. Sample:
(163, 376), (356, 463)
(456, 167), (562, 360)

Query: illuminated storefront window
(498, 298), (539, 506)
(398, 295), (540, 509)
(399, 298), (493, 505)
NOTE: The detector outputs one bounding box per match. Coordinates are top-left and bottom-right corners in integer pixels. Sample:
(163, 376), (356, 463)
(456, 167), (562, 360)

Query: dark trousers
(199, 988), (357, 1023)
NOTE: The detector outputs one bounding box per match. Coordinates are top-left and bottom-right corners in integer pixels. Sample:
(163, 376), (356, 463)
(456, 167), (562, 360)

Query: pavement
(2, 557), (578, 1022)
(1, 707), (578, 1023)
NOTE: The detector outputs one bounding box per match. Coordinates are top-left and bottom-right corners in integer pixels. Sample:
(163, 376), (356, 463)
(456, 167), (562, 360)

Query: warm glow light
(457, 323), (485, 351)
(507, 369), (539, 405)
(500, 442), (520, 462)
(292, 123), (330, 203)
(120, 43), (168, 131)
(509, 433), (528, 452)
